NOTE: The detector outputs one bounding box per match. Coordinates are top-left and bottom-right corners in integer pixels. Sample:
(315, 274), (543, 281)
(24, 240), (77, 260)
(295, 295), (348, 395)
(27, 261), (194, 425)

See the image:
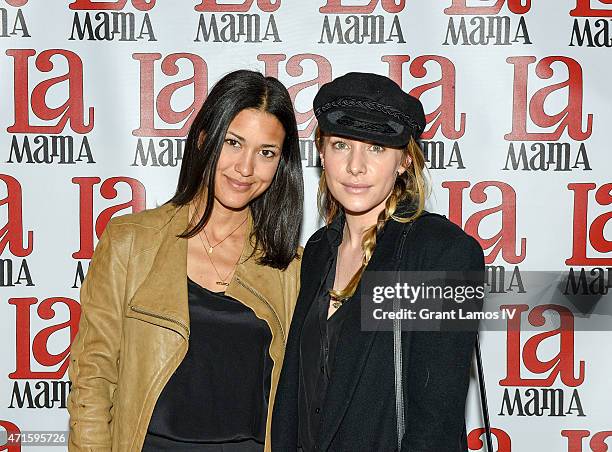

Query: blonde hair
(315, 127), (429, 302)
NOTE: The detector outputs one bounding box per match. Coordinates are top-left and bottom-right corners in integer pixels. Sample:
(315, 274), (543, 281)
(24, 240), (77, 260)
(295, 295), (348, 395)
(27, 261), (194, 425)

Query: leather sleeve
(67, 219), (132, 451)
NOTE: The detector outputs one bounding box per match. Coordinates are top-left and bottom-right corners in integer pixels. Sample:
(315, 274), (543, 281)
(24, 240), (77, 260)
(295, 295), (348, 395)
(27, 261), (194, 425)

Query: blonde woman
(272, 72), (484, 452)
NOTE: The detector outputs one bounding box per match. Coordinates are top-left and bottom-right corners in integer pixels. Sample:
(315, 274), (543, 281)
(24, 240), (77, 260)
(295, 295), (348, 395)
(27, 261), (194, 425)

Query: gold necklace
(197, 219), (246, 287)
(330, 240), (365, 309)
(331, 296), (345, 310)
(201, 216), (247, 254)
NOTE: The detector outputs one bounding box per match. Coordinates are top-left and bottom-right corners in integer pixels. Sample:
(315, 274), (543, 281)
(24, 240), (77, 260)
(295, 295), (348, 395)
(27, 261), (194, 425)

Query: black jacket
(271, 209), (485, 452)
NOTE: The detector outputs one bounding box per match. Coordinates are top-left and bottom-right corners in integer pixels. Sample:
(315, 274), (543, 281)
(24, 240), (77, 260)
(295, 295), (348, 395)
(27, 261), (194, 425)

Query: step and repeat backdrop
(1, 1), (611, 451)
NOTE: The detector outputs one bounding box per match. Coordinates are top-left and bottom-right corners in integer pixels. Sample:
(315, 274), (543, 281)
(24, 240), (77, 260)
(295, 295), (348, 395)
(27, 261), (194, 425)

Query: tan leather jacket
(67, 203), (301, 452)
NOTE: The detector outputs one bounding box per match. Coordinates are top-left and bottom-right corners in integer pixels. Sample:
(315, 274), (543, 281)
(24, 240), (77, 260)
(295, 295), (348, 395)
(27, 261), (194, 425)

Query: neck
(342, 204), (385, 250)
(190, 198), (249, 238)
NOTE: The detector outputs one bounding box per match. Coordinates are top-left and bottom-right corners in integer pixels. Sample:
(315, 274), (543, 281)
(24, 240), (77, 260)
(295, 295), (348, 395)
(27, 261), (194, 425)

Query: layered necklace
(198, 215), (247, 287)
(201, 216), (247, 254)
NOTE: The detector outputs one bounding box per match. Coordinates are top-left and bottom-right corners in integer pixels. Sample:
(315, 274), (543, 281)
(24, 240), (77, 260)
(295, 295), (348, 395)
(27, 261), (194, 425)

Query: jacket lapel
(316, 301), (379, 451)
(300, 217), (342, 327)
(127, 204), (190, 339)
(304, 236), (334, 323)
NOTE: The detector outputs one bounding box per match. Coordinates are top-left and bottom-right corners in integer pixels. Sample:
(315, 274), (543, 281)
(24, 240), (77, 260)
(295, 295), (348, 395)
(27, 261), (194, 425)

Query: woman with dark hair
(272, 72), (485, 451)
(68, 69), (304, 452)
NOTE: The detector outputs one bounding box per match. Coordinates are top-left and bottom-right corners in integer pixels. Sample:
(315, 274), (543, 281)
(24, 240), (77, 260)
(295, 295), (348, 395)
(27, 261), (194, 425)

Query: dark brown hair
(169, 70), (303, 270)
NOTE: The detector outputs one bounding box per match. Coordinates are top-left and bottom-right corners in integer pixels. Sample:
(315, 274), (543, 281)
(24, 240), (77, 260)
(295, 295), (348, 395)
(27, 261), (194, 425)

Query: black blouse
(143, 278), (273, 452)
(298, 245), (351, 451)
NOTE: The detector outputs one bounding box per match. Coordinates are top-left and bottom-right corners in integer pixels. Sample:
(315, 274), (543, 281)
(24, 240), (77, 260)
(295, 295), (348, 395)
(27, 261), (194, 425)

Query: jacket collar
(127, 204), (190, 338)
(127, 204), (285, 341)
(325, 212), (345, 247)
(322, 196), (417, 251)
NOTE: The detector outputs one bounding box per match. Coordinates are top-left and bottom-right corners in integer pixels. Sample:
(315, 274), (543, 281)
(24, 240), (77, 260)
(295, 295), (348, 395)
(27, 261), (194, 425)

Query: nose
(235, 149), (255, 177)
(346, 148), (366, 176)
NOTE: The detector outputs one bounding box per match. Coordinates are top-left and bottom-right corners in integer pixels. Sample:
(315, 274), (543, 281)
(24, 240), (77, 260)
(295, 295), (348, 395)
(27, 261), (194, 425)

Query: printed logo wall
(0, 1), (610, 450)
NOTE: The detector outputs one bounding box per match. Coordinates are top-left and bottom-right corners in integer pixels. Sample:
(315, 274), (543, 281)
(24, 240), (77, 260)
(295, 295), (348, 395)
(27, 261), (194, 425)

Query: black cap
(313, 72), (426, 147)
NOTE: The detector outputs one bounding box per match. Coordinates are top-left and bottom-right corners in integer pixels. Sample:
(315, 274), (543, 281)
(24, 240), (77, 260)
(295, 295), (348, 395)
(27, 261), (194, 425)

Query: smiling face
(213, 108), (285, 212)
(319, 134), (410, 219)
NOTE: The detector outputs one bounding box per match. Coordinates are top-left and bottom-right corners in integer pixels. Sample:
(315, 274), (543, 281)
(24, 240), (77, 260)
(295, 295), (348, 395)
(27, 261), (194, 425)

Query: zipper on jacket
(129, 305), (190, 338)
(235, 276), (286, 346)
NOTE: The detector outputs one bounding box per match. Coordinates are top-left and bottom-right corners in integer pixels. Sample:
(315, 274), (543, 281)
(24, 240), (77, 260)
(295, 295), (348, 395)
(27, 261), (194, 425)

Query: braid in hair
(329, 179), (403, 301)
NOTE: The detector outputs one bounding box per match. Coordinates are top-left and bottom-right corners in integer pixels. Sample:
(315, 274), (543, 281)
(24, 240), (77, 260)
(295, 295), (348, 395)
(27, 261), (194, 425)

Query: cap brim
(317, 108), (412, 148)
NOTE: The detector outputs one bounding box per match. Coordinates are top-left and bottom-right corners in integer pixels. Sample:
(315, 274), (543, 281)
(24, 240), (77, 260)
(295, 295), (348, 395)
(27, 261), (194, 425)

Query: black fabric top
(143, 278), (273, 451)
(298, 246), (351, 451)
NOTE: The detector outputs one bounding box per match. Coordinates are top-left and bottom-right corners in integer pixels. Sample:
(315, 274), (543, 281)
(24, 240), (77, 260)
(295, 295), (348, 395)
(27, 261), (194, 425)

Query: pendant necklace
(201, 215), (247, 254)
(331, 296), (344, 310)
(198, 217), (246, 286)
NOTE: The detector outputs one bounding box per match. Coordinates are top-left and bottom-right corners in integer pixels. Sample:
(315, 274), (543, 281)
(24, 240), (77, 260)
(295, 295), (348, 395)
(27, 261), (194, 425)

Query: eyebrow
(227, 130), (281, 149)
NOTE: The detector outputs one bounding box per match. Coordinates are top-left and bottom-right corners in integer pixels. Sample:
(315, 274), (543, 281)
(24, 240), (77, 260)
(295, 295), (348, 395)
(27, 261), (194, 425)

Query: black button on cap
(315, 407), (321, 414)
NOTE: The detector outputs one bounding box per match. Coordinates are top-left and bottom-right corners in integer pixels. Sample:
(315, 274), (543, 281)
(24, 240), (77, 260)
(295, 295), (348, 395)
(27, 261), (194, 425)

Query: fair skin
(319, 134), (411, 318)
(187, 108), (285, 292)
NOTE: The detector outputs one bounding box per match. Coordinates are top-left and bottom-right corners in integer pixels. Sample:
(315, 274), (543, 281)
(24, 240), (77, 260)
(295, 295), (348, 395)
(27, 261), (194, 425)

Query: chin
(215, 193), (253, 211)
(336, 197), (380, 215)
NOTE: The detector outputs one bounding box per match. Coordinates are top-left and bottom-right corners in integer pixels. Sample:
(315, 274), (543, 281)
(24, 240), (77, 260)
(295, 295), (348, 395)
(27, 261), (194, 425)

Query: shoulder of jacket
(303, 225), (327, 253)
(294, 245), (304, 262)
(277, 251), (301, 301)
(107, 203), (180, 233)
(405, 212), (483, 263)
(282, 246), (303, 277)
(103, 203), (184, 256)
(410, 212), (470, 244)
